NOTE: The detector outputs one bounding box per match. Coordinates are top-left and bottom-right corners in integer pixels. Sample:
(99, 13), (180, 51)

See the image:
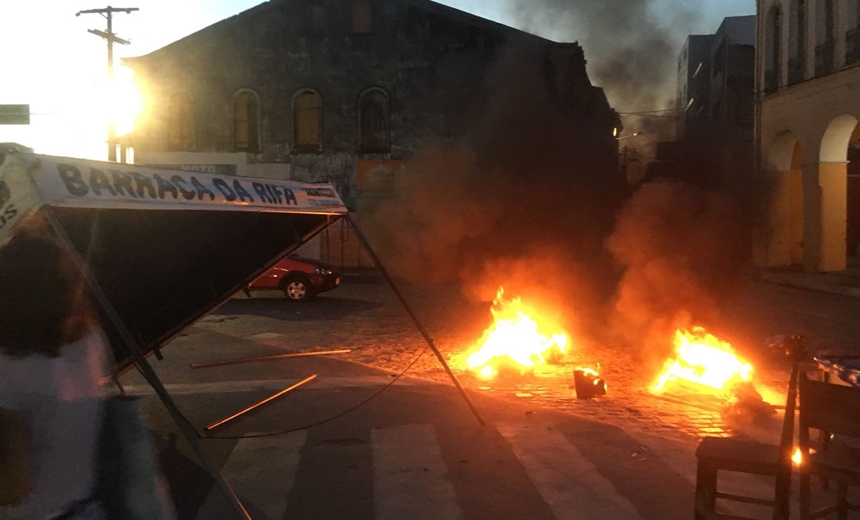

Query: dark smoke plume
(605, 178), (752, 364)
(366, 43), (626, 337)
(366, 4), (754, 362)
(501, 0), (700, 112)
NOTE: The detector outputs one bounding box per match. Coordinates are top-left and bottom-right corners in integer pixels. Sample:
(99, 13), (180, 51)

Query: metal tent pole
(344, 213), (485, 426)
(43, 208), (253, 520)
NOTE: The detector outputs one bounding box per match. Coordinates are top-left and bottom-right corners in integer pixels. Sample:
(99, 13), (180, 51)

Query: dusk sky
(0, 0), (754, 160)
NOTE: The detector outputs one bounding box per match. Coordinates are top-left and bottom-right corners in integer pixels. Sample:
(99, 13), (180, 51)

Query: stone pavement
(121, 272), (860, 519)
(197, 277), (794, 443)
(124, 327), (801, 520)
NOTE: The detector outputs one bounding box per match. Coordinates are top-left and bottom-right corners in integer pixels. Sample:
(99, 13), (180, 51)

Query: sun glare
(107, 67), (142, 137)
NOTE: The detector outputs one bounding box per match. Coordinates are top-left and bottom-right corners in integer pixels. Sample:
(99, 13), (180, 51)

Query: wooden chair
(694, 366), (798, 520)
(798, 373), (860, 520)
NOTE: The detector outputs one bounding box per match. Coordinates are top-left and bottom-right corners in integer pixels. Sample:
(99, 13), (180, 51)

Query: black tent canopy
(0, 153), (347, 368)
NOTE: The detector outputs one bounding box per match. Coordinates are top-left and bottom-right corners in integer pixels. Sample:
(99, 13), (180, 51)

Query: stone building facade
(757, 0), (860, 271)
(124, 0), (620, 213)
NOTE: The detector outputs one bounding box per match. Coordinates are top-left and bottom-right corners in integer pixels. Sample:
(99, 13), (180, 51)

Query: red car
(248, 255), (341, 301)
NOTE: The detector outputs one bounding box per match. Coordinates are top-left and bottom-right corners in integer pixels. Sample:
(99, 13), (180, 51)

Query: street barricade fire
(464, 287), (569, 379)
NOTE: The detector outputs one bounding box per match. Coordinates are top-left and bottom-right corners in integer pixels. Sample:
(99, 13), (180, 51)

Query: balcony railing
(788, 55), (805, 85)
(816, 39), (836, 75)
(765, 68), (779, 94)
(847, 27), (860, 65)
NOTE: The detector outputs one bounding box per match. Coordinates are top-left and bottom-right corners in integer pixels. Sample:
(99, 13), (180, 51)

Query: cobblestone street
(194, 272), (808, 444)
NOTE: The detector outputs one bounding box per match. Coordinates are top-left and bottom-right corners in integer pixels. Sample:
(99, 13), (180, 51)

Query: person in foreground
(0, 230), (108, 520)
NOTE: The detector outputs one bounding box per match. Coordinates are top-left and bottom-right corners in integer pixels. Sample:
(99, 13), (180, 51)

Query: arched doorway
(766, 132), (804, 266)
(819, 114), (857, 271)
(847, 126), (860, 261)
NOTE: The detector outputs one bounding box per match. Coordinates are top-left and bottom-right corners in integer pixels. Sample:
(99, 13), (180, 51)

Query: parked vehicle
(248, 255), (341, 301)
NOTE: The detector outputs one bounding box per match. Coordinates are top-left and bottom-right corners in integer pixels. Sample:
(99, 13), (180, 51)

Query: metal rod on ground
(641, 390), (725, 413)
(205, 375), (318, 431)
(345, 214), (485, 426)
(190, 349), (352, 369)
(43, 208), (253, 520)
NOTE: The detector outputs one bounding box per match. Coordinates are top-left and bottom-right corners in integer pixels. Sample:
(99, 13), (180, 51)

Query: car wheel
(283, 276), (313, 302)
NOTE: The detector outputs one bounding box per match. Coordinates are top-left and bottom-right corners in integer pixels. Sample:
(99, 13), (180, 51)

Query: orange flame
(576, 366), (601, 378)
(466, 287), (568, 378)
(792, 447), (803, 466)
(653, 327), (753, 393)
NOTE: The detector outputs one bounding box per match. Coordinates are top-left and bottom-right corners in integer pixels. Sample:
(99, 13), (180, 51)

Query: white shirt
(0, 328), (106, 520)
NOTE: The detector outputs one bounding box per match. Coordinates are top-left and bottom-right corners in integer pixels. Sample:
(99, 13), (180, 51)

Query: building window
(352, 1), (372, 33)
(293, 90), (322, 152)
(233, 90), (261, 153)
(766, 4), (782, 93)
(848, 0), (860, 63)
(789, 0), (807, 84)
(166, 91), (194, 151)
(358, 88), (390, 153)
(816, 0), (836, 74)
(713, 41), (726, 76)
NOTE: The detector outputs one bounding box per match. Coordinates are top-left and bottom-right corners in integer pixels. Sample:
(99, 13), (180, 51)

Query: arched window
(358, 88), (390, 153)
(292, 90), (322, 152)
(816, 0), (836, 73)
(233, 90), (261, 153)
(789, 0), (807, 83)
(766, 4), (782, 93)
(166, 91), (194, 151)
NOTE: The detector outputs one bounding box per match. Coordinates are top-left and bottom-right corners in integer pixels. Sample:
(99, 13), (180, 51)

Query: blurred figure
(0, 230), (107, 519)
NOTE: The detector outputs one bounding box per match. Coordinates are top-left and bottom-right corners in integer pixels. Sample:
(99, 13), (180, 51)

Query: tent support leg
(43, 208), (253, 520)
(344, 213), (485, 426)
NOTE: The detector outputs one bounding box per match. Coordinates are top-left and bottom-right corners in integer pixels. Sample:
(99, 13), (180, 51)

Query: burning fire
(792, 447), (803, 466)
(466, 287), (568, 378)
(653, 327), (753, 393)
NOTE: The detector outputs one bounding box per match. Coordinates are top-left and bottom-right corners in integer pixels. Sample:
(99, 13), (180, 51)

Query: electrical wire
(617, 107), (682, 115)
(619, 113), (681, 118)
(201, 341), (435, 440)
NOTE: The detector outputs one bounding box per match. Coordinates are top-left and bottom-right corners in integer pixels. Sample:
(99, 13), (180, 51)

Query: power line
(618, 107), (682, 115)
(76, 5), (139, 162)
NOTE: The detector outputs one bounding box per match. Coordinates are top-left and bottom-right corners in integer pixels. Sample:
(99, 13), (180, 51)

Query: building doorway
(847, 126), (860, 261)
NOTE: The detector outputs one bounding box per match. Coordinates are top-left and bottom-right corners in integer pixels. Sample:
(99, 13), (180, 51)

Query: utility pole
(77, 6), (138, 162)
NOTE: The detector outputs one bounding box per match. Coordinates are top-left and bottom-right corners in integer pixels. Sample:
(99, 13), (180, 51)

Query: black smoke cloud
(366, 4), (753, 359)
(605, 178), (752, 364)
(366, 43), (626, 337)
(501, 0), (700, 112)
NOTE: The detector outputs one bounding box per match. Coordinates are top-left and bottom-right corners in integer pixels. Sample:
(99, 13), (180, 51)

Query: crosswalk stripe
(372, 424), (464, 520)
(497, 422), (644, 520)
(194, 432), (307, 520)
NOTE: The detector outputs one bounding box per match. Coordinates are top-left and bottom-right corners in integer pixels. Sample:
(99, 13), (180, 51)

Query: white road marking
(194, 432), (307, 520)
(497, 422), (643, 520)
(372, 424), (464, 520)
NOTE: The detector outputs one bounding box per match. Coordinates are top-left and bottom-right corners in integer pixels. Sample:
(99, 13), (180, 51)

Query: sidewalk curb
(757, 272), (860, 300)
